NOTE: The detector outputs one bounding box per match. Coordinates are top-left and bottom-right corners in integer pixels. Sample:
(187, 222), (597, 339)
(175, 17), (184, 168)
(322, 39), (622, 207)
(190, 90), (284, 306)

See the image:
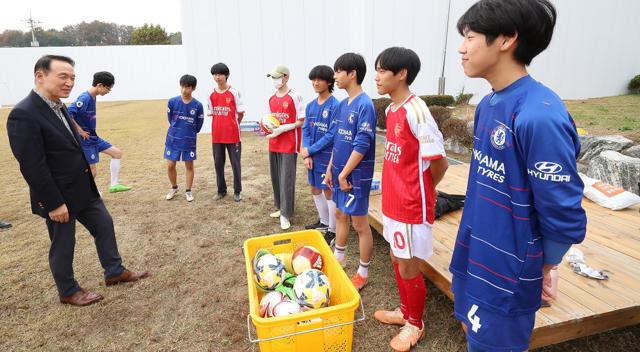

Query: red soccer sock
(393, 262), (409, 320)
(402, 274), (427, 330)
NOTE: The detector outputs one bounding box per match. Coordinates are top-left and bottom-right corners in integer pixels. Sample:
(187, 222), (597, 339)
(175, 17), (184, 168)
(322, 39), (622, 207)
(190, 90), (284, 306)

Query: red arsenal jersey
(268, 90), (305, 153)
(382, 94), (445, 224)
(209, 87), (244, 144)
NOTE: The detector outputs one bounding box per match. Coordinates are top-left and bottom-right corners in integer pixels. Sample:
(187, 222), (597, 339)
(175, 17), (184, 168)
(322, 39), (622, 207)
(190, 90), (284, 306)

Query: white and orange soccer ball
(292, 245), (323, 275)
(259, 291), (285, 318)
(271, 300), (302, 317)
(260, 114), (281, 134)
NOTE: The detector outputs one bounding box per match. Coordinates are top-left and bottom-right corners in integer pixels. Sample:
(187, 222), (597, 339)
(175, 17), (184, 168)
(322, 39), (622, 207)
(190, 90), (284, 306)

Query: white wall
(183, 0), (640, 120)
(1, 0), (637, 115)
(0, 45), (186, 107)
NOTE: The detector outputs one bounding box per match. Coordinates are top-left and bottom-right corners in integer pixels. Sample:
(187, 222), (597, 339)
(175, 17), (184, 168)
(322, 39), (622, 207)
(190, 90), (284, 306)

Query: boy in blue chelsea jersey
(164, 75), (204, 202)
(449, 1), (587, 351)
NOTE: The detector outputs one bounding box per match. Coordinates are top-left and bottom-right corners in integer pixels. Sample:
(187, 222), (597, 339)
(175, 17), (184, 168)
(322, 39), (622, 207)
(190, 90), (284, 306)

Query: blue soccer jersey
(165, 96), (204, 150)
(68, 91), (98, 136)
(449, 76), (586, 349)
(302, 95), (339, 172)
(330, 93), (377, 199)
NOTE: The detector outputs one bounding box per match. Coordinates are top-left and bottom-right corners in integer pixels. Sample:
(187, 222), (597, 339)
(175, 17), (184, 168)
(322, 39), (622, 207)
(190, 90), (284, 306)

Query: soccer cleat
(185, 191), (194, 202)
(234, 193), (242, 202)
(374, 307), (407, 326)
(214, 193), (226, 200)
(323, 230), (336, 249)
(280, 216), (291, 230)
(389, 321), (425, 352)
(269, 210), (281, 218)
(108, 184), (132, 193)
(350, 273), (368, 291)
(305, 220), (328, 231)
(166, 188), (178, 200)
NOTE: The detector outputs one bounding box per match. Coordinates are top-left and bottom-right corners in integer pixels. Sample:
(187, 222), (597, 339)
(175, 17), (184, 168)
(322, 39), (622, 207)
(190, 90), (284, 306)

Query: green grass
(564, 94), (640, 133)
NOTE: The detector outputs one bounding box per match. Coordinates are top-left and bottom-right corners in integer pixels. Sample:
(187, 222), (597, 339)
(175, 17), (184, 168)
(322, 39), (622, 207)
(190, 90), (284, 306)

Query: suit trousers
(45, 197), (124, 297)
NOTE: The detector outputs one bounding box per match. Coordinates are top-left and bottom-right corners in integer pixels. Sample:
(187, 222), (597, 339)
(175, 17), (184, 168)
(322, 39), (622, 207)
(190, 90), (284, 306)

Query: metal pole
(438, 0), (452, 95)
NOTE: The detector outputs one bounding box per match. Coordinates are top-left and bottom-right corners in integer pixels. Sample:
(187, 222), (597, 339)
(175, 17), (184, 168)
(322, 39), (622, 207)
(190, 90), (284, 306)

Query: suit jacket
(7, 90), (99, 218)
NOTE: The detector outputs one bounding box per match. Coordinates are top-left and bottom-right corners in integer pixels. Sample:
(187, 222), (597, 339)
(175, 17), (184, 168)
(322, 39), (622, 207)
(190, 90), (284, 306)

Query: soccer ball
(292, 245), (323, 274)
(271, 300), (302, 317)
(254, 253), (286, 290)
(293, 269), (331, 310)
(259, 291), (285, 318)
(260, 114), (281, 134)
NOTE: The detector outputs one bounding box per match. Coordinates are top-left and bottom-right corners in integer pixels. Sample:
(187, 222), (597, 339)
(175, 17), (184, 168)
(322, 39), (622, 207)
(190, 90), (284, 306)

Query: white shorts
(382, 215), (434, 261)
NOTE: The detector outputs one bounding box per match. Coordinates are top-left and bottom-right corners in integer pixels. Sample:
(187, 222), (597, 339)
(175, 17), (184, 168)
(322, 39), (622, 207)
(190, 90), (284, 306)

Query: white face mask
(272, 78), (283, 89)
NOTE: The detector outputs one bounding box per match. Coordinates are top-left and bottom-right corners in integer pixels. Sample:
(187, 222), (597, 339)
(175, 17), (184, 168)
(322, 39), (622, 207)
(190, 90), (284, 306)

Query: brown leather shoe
(59, 288), (104, 306)
(105, 269), (150, 286)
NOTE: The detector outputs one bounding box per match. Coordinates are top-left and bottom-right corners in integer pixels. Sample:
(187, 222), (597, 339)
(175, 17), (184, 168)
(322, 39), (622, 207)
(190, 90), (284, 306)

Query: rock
(587, 150), (640, 195)
(621, 145), (640, 159)
(577, 162), (589, 174)
(444, 138), (471, 155)
(579, 135), (633, 163)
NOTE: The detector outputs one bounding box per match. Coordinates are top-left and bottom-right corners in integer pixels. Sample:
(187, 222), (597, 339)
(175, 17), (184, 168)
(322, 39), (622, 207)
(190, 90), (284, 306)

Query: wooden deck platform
(368, 163), (640, 349)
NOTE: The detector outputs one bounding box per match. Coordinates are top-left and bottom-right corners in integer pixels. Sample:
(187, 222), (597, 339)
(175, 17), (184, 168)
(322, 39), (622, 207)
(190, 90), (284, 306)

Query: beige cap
(266, 64), (290, 79)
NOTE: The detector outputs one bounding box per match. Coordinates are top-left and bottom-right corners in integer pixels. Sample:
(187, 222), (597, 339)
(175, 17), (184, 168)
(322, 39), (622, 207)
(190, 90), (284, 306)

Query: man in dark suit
(7, 55), (149, 307)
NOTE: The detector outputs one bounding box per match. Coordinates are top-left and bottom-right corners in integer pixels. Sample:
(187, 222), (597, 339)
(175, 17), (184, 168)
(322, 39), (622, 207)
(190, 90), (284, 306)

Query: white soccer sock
(357, 260), (370, 278)
(334, 244), (346, 263)
(313, 194), (329, 226)
(327, 199), (337, 232)
(110, 159), (121, 186)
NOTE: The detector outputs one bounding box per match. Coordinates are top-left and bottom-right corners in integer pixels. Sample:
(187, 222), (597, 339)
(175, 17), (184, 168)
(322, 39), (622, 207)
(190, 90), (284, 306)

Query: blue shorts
(333, 189), (369, 216)
(164, 146), (197, 161)
(307, 169), (328, 190)
(452, 278), (535, 352)
(82, 137), (112, 165)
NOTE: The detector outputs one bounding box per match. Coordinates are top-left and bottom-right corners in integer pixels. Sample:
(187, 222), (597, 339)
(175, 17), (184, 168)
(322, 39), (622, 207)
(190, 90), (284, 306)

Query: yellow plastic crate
(243, 230), (364, 352)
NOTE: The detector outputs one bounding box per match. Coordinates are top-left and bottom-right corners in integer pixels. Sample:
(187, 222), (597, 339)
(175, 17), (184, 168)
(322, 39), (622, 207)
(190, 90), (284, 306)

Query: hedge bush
(372, 97), (454, 130)
(629, 74), (640, 94)
(419, 95), (455, 107)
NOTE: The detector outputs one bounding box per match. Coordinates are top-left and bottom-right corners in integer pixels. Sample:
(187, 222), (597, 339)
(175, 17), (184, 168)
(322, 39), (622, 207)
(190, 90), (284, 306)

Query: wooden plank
(368, 162), (640, 348)
(529, 306), (640, 349)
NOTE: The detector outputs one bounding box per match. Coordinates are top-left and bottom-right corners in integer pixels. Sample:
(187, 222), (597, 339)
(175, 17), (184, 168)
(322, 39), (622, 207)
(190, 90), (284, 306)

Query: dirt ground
(1, 100), (638, 351)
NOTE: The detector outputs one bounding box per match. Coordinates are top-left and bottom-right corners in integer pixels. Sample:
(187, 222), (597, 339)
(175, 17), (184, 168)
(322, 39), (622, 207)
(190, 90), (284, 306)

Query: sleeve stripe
(422, 154), (445, 161)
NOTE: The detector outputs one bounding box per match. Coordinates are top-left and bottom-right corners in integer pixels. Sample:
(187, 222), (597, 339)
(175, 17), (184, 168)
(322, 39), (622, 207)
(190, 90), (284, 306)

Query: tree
(131, 24), (169, 45)
(0, 30), (30, 47)
(168, 32), (182, 45)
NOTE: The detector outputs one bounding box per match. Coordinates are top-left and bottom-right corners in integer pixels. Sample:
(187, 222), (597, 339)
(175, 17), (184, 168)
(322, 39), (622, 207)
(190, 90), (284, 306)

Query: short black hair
(33, 55), (74, 75)
(308, 65), (335, 93)
(457, 0), (556, 66)
(374, 47), (421, 85)
(334, 53), (366, 85)
(180, 74), (197, 88)
(210, 63), (230, 77)
(92, 71), (115, 87)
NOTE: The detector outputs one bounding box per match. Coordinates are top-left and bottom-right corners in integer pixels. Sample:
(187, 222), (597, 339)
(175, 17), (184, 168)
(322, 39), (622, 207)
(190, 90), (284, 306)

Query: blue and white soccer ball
(293, 269), (331, 310)
(254, 253), (286, 290)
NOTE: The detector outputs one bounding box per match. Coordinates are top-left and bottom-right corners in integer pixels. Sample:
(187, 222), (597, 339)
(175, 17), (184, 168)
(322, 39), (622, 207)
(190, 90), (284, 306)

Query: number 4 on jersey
(467, 304), (482, 333)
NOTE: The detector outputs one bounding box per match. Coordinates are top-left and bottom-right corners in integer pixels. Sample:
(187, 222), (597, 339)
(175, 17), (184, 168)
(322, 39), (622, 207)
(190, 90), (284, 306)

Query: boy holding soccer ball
(265, 65), (305, 230)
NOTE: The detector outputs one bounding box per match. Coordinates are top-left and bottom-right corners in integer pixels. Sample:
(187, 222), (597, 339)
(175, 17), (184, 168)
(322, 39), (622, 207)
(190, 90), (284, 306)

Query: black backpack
(435, 191), (466, 218)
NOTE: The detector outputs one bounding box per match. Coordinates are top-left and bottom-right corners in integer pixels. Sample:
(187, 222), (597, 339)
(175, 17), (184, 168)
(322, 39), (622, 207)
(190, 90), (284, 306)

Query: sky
(0, 0), (182, 33)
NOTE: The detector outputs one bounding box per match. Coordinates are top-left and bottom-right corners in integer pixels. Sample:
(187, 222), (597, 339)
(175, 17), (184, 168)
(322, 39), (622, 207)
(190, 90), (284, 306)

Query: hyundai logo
(534, 161), (563, 174)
